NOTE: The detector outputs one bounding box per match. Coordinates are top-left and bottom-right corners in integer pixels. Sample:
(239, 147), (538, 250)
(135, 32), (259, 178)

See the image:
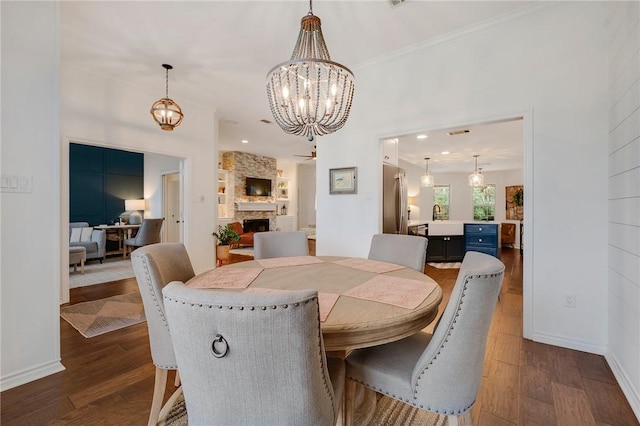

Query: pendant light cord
(308, 0), (313, 15)
(165, 68), (169, 98)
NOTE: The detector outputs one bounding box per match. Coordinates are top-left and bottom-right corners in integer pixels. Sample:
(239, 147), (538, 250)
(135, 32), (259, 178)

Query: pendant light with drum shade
(150, 64), (184, 131)
(468, 155), (485, 187)
(420, 157), (434, 187)
(266, 0), (355, 142)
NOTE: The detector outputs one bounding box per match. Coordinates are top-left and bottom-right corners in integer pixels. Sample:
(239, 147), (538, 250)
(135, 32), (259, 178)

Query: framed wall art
(329, 167), (357, 194)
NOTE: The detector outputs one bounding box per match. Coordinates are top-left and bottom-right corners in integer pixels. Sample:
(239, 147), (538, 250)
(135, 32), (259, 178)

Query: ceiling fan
(294, 146), (316, 160)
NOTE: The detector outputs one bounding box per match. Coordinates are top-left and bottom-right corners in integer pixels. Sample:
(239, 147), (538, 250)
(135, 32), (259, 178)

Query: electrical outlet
(565, 293), (576, 308)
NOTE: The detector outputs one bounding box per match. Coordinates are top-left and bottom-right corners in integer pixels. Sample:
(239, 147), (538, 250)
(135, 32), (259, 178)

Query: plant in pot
(212, 224), (240, 266)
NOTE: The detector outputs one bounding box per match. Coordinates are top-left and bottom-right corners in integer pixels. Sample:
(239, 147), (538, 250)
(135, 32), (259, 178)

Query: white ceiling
(396, 117), (524, 173)
(60, 0), (531, 167)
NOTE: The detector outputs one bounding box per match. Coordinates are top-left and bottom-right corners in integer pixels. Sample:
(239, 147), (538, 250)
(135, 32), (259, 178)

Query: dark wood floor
(1, 249), (637, 425)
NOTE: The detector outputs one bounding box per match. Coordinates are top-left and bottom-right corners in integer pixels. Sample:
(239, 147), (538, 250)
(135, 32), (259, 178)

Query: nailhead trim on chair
(346, 271), (503, 416)
(164, 295), (339, 420)
(412, 272), (503, 414)
(136, 254), (178, 370)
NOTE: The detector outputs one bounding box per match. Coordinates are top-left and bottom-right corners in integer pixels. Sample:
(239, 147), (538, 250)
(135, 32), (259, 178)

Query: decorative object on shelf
(265, 0), (355, 142)
(420, 157), (434, 187)
(212, 224), (240, 266)
(124, 199), (145, 224)
(329, 166), (357, 195)
(150, 64), (184, 131)
(468, 155), (485, 187)
(277, 169), (283, 177)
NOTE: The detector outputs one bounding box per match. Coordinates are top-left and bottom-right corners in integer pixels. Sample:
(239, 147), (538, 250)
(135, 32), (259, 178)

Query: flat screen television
(245, 177), (272, 196)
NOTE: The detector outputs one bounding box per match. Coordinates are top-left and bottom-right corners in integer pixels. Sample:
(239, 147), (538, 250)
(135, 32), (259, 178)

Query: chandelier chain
(165, 68), (169, 98)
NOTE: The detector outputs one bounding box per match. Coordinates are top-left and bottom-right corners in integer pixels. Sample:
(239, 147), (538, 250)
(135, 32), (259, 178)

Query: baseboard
(0, 359), (65, 392)
(605, 351), (640, 421)
(528, 330), (607, 355)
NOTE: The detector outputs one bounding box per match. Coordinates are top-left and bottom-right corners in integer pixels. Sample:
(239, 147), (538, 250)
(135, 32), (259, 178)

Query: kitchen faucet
(432, 204), (442, 221)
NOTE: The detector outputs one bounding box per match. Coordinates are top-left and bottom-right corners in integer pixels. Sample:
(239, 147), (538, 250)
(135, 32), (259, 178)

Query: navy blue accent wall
(70, 143), (144, 226)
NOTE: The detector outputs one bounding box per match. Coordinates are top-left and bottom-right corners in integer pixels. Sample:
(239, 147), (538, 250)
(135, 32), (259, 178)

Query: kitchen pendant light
(150, 64), (184, 131)
(468, 154), (485, 187)
(420, 157), (434, 187)
(265, 0), (355, 142)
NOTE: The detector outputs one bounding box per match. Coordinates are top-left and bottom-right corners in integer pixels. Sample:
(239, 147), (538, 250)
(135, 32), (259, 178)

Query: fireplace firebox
(243, 218), (269, 233)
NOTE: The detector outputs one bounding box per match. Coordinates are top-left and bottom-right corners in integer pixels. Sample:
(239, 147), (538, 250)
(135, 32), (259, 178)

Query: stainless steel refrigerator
(382, 164), (408, 234)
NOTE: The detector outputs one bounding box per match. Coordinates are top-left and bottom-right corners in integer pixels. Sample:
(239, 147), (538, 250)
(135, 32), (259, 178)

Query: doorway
(389, 113), (532, 338)
(61, 139), (187, 304)
(163, 172), (183, 243)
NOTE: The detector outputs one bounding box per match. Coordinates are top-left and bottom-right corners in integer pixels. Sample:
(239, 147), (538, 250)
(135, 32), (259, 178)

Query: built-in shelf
(235, 202), (277, 212)
(276, 176), (289, 200)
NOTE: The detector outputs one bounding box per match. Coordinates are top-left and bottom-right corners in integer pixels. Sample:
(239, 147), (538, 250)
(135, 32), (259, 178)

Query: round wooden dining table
(186, 255), (443, 354)
(186, 255), (442, 425)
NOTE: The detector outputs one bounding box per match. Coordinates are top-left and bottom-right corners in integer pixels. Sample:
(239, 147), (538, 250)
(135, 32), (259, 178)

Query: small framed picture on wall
(329, 167), (357, 195)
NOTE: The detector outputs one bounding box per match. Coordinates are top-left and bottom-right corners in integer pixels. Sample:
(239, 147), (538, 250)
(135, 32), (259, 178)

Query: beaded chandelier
(266, 0), (355, 142)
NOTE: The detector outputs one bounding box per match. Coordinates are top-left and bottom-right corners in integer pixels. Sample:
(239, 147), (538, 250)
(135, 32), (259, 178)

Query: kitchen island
(409, 221), (502, 262)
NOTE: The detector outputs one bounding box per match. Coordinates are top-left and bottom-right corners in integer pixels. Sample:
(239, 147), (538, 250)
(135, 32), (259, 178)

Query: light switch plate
(0, 175), (32, 193)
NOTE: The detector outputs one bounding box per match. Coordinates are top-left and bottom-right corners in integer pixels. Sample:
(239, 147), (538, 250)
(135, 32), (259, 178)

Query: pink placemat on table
(332, 258), (405, 274)
(244, 288), (339, 322)
(256, 256), (325, 269)
(318, 293), (340, 322)
(343, 275), (437, 310)
(188, 267), (263, 289)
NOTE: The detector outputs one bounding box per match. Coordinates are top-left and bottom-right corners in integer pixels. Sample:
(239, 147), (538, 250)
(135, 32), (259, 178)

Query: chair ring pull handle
(211, 334), (229, 358)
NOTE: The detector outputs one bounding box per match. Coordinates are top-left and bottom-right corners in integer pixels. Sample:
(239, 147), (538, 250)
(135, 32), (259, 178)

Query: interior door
(163, 172), (182, 242)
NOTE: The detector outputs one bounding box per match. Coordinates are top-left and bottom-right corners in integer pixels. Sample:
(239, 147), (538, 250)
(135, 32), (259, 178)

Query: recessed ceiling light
(241, 140), (249, 144)
(441, 151), (450, 155)
(416, 134), (428, 139)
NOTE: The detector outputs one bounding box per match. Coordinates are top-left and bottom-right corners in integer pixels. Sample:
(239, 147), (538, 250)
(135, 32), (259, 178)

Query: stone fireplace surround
(222, 151), (277, 230)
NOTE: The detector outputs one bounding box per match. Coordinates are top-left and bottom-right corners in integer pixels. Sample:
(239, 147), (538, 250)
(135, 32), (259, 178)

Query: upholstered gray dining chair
(344, 251), (505, 426)
(253, 230), (309, 259)
(367, 233), (428, 272)
(131, 243), (195, 426)
(124, 218), (164, 257)
(163, 283), (345, 426)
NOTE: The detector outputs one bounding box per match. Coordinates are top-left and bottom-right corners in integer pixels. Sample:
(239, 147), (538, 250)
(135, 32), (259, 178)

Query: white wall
(607, 1), (640, 418)
(399, 159), (425, 221)
(297, 163), (317, 228)
(144, 152), (183, 220)
(1, 2), (64, 390)
(317, 2), (609, 356)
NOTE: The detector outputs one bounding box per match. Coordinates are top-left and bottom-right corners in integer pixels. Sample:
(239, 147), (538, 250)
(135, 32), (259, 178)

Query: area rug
(159, 388), (447, 425)
(427, 262), (461, 269)
(60, 293), (145, 338)
(69, 258), (135, 288)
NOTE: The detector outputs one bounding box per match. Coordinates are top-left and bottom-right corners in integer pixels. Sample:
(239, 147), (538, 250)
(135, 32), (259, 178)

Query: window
(433, 185), (450, 220)
(473, 184), (496, 221)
